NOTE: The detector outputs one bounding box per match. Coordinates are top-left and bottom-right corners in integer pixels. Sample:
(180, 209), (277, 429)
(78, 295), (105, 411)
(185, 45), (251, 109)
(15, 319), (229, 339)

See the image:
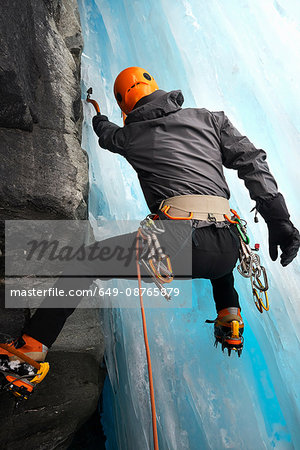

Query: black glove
(256, 193), (300, 266)
(92, 114), (108, 136)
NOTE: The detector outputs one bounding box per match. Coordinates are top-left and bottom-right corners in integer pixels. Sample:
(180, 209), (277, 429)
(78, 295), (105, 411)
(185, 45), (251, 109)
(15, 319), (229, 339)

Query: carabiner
(224, 209), (240, 224)
(224, 209), (250, 244)
(253, 267), (269, 292)
(236, 223), (250, 244)
(253, 288), (269, 312)
(149, 256), (173, 283)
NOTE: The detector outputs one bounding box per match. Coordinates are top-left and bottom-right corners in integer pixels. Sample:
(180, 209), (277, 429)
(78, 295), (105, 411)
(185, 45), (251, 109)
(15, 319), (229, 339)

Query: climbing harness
(0, 342), (49, 402)
(137, 214), (173, 301)
(159, 194), (231, 221)
(225, 209), (270, 313)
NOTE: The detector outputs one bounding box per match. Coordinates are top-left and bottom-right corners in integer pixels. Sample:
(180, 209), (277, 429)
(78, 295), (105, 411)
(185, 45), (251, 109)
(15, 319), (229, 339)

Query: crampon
(0, 356), (49, 401)
(0, 336), (50, 402)
(206, 307), (244, 357)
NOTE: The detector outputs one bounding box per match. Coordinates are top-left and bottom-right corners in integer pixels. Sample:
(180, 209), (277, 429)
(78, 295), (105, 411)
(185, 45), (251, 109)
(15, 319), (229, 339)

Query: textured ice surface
(78, 1), (300, 448)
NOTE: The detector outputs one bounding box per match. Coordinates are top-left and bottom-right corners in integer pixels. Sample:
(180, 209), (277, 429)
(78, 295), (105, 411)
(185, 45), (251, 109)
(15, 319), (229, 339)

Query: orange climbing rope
(136, 230), (159, 450)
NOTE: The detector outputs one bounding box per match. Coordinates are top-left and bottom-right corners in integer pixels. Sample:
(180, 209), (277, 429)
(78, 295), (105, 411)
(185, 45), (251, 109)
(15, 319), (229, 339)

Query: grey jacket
(93, 90), (278, 213)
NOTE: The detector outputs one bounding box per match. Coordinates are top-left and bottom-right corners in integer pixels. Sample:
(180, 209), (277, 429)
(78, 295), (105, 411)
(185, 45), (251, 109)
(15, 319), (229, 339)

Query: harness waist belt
(159, 195), (231, 221)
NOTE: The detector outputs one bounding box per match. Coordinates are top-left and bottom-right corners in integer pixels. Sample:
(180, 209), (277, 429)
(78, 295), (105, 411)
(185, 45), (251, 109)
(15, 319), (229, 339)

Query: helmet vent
(114, 67), (159, 113)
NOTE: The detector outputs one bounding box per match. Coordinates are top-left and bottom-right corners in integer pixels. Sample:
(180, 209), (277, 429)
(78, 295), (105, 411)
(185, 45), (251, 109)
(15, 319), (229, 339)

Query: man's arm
(216, 112), (278, 200)
(92, 114), (127, 156)
(215, 112), (299, 266)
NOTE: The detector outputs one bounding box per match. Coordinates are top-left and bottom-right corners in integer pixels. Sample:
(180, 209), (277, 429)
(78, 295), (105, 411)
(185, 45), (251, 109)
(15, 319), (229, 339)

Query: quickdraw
(137, 214), (173, 301)
(225, 209), (270, 313)
(224, 209), (250, 244)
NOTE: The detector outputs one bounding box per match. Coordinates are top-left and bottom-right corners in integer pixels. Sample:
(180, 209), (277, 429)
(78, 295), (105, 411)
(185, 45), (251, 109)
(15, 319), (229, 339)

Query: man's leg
(3, 230), (141, 359)
(22, 229), (153, 350)
(23, 220), (193, 350)
(192, 224), (244, 354)
(210, 273), (244, 354)
(192, 224), (240, 281)
(23, 307), (77, 349)
(210, 272), (240, 313)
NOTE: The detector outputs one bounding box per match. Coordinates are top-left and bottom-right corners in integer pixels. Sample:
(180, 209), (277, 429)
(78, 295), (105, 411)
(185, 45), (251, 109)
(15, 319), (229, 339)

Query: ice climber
(1, 67), (300, 391)
(92, 67), (299, 351)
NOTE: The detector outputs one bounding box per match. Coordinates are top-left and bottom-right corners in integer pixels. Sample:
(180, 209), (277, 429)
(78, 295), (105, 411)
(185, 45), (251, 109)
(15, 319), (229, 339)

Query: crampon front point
(0, 357), (49, 401)
(206, 308), (244, 357)
(214, 319), (244, 357)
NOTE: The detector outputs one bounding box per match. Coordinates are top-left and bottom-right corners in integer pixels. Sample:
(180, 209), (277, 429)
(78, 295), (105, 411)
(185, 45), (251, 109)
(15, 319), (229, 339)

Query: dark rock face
(0, 309), (106, 450)
(0, 1), (105, 448)
(0, 0), (88, 221)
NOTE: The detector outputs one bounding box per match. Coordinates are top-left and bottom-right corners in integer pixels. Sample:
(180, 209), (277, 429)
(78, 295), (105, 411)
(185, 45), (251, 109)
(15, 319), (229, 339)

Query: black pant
(24, 223), (240, 347)
(192, 225), (240, 311)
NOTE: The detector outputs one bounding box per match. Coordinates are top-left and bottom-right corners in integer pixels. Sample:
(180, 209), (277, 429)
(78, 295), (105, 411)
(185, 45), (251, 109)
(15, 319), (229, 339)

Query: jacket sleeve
(214, 112), (278, 201)
(92, 114), (127, 156)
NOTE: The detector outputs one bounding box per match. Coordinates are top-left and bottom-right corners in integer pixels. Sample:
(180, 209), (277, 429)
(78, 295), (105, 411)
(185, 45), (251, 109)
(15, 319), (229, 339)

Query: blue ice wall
(78, 1), (300, 448)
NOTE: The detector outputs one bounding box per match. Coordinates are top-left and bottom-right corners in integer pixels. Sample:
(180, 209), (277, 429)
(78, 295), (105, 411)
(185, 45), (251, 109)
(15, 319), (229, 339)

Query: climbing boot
(0, 356), (49, 401)
(214, 307), (244, 356)
(0, 334), (48, 363)
(206, 307), (244, 356)
(0, 335), (49, 401)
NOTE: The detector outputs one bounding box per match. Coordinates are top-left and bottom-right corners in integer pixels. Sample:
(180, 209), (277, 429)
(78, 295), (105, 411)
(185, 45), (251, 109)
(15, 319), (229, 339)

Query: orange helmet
(114, 67), (159, 114)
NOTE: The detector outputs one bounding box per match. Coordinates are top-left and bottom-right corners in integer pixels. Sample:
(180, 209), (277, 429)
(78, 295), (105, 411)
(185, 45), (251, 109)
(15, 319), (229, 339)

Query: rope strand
(136, 230), (159, 450)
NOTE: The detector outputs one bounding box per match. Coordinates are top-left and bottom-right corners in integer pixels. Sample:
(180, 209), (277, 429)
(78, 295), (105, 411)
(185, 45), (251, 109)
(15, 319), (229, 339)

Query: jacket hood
(125, 90), (184, 125)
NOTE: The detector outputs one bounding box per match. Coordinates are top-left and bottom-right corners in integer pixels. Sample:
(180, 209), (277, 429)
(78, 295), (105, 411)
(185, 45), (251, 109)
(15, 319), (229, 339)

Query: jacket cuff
(92, 114), (108, 134)
(256, 193), (290, 223)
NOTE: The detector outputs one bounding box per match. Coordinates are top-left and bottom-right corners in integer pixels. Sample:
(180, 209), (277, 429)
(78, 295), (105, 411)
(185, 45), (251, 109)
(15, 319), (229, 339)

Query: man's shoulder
(180, 107), (225, 127)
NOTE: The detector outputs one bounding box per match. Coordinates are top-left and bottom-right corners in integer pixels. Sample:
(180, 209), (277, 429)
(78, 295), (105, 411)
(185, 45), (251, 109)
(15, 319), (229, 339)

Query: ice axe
(86, 87), (127, 125)
(86, 87), (100, 114)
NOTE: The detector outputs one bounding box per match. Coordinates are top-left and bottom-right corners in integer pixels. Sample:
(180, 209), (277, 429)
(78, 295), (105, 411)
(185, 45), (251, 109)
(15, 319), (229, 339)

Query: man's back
(124, 97), (230, 212)
(95, 89), (277, 212)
